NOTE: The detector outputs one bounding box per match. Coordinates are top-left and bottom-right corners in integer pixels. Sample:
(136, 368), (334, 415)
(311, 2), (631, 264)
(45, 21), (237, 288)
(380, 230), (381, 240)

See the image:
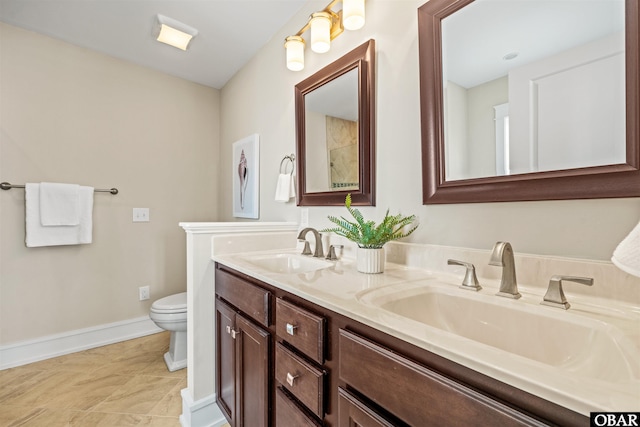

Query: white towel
(274, 173), (295, 202)
(40, 182), (80, 225)
(612, 220), (640, 277)
(25, 183), (94, 247)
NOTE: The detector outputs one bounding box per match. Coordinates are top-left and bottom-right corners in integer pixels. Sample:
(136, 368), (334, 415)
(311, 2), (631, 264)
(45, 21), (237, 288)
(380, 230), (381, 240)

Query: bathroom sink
(357, 281), (639, 381)
(244, 253), (333, 274)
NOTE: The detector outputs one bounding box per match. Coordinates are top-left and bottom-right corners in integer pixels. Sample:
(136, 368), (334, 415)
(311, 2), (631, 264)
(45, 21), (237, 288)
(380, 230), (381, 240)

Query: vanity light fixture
(343, 0), (366, 30)
(310, 12), (332, 53)
(284, 0), (366, 71)
(285, 36), (306, 71)
(156, 14), (198, 51)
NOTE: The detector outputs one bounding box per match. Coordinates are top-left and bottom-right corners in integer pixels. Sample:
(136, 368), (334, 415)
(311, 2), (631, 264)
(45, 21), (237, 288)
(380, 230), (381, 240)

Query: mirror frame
(295, 39), (376, 206)
(418, 0), (639, 204)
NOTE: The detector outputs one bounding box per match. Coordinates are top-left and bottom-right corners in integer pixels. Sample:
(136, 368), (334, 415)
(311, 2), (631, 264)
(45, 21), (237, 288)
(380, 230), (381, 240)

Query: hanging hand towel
(40, 182), (80, 225)
(26, 184), (94, 247)
(612, 220), (640, 277)
(275, 173), (295, 202)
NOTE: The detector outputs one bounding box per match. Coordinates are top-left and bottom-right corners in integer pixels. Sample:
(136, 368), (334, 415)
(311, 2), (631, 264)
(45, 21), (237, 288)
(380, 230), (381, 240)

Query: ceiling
(0, 0), (308, 89)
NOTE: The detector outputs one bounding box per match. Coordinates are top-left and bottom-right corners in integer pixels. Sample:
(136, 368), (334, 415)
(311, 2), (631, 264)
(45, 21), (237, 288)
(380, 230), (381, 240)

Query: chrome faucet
(297, 227), (324, 258)
(489, 242), (521, 299)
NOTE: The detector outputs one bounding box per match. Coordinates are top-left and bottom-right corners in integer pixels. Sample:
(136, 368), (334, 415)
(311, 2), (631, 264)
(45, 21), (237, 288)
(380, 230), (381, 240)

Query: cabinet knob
(226, 326), (231, 334)
(231, 329), (239, 339)
(286, 372), (299, 387)
(286, 323), (298, 336)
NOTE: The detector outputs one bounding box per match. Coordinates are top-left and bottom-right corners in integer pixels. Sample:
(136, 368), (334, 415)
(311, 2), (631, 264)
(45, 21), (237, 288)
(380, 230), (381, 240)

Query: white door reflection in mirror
(304, 68), (359, 193)
(441, 0), (626, 181)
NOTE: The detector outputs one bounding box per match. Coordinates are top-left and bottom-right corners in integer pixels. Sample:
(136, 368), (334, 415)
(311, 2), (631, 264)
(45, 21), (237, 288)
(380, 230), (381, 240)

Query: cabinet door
(216, 299), (237, 425)
(237, 313), (270, 427)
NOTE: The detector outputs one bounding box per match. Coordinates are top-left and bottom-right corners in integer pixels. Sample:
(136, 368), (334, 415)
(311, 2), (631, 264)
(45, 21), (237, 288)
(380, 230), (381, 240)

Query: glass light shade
(157, 24), (194, 50)
(285, 36), (305, 71)
(343, 0), (365, 30)
(310, 12), (331, 53)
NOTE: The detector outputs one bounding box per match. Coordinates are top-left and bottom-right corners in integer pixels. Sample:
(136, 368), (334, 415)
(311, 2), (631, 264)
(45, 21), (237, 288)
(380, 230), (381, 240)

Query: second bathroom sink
(357, 280), (639, 382)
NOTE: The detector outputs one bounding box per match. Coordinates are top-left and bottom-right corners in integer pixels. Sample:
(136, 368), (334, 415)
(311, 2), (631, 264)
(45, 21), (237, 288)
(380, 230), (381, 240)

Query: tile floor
(0, 332), (187, 426)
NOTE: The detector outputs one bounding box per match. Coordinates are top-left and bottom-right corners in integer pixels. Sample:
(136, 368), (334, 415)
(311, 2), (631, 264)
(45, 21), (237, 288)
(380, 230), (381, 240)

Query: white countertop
(213, 248), (640, 417)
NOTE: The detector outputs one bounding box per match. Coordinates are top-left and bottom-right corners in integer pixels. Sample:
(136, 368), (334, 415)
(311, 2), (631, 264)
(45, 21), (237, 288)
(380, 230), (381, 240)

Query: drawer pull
(286, 323), (298, 336)
(286, 372), (299, 387)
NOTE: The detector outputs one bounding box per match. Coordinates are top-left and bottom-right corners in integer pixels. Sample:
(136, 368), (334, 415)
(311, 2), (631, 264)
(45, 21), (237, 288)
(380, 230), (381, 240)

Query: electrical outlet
(133, 208), (150, 222)
(139, 286), (150, 301)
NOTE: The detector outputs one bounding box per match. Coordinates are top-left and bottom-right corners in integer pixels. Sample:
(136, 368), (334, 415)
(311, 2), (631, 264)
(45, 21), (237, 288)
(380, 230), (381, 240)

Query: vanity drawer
(276, 298), (325, 363)
(338, 387), (396, 427)
(275, 342), (325, 418)
(215, 268), (271, 327)
(338, 329), (543, 427)
(276, 386), (322, 427)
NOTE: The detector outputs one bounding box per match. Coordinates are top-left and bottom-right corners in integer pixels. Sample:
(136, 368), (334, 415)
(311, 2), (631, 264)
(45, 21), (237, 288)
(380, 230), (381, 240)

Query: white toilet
(149, 292), (187, 372)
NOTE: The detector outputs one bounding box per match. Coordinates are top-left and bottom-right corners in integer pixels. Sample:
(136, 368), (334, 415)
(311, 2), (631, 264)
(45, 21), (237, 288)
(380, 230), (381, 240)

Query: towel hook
(279, 154), (295, 175)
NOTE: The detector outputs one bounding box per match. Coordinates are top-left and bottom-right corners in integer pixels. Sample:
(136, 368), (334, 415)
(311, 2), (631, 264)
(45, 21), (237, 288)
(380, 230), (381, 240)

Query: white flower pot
(356, 247), (385, 274)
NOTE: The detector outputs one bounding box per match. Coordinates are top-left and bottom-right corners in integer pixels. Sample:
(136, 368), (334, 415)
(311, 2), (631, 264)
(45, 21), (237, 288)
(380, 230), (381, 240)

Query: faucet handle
(326, 244), (344, 260)
(447, 259), (482, 291)
(541, 275), (594, 310)
(298, 239), (312, 256)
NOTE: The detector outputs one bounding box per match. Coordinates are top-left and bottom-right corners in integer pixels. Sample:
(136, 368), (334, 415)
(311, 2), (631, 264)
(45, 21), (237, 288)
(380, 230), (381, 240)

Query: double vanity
(209, 230), (640, 427)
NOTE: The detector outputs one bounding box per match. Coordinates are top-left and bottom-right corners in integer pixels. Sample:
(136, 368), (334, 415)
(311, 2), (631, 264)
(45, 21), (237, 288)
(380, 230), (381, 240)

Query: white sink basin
(244, 253), (333, 274)
(358, 281), (639, 381)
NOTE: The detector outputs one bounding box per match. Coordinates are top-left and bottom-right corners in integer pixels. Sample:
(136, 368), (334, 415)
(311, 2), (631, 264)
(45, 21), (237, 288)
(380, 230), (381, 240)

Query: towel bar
(1, 182), (118, 195)
(279, 154), (295, 174)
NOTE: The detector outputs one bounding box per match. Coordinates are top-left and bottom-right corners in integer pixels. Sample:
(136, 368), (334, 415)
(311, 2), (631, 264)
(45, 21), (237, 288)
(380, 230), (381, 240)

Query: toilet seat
(151, 292), (187, 314)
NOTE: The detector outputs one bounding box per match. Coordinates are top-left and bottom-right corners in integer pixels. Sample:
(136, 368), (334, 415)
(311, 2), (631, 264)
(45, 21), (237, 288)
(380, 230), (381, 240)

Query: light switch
(133, 208), (150, 222)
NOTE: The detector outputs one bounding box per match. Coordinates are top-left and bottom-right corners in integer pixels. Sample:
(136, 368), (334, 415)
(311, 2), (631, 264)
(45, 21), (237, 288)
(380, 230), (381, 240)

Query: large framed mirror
(418, 0), (639, 204)
(295, 39), (375, 206)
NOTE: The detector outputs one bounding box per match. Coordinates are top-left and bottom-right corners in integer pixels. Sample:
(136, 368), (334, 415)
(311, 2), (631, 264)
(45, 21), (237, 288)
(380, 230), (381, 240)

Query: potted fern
(322, 194), (418, 273)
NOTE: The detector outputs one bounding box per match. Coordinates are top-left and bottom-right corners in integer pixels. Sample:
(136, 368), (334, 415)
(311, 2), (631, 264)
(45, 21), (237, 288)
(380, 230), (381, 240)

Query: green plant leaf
(320, 194), (419, 248)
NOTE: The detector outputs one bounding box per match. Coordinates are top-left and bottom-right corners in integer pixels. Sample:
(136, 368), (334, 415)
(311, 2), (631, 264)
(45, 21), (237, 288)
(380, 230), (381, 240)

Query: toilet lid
(151, 292), (187, 312)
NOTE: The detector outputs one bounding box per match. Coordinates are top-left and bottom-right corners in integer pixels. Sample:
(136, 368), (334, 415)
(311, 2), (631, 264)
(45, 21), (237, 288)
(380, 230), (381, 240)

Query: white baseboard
(0, 316), (162, 370)
(180, 389), (227, 427)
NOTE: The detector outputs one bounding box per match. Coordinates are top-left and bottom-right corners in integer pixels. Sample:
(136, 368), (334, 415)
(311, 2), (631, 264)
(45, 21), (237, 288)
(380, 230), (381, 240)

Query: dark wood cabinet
(215, 298), (270, 427)
(339, 329), (546, 427)
(338, 388), (397, 427)
(214, 263), (587, 427)
(276, 387), (323, 427)
(215, 299), (236, 423)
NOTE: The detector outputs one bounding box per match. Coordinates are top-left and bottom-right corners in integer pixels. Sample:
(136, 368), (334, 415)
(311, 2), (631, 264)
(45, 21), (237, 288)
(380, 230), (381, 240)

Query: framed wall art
(232, 134), (260, 218)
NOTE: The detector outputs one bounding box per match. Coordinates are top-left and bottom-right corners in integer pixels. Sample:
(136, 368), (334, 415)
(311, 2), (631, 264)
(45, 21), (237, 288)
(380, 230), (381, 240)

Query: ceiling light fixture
(284, 0), (366, 71)
(156, 14), (198, 51)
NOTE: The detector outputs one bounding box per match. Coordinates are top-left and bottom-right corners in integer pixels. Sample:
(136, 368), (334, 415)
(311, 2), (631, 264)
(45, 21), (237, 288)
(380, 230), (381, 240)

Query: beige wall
(220, 0), (639, 260)
(0, 23), (220, 345)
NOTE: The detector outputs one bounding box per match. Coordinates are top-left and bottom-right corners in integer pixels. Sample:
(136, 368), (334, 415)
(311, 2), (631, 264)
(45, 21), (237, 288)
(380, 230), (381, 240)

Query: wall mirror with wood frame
(418, 0), (639, 204)
(295, 39), (375, 206)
